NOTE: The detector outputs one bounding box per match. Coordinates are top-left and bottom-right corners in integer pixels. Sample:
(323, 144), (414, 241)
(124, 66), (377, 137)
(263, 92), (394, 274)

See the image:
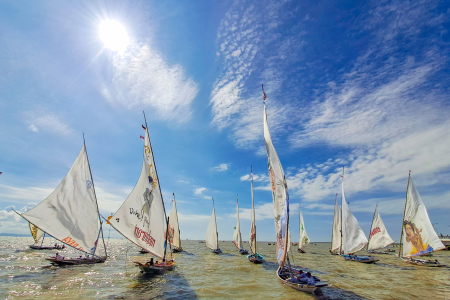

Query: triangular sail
(206, 199), (219, 250)
(21, 145), (101, 254)
(331, 195), (342, 252)
(400, 175), (445, 257)
(249, 167), (257, 254)
(109, 128), (166, 258)
(263, 103), (290, 269)
(168, 194), (181, 249)
(29, 223), (44, 244)
(233, 196), (242, 249)
(341, 176), (368, 254)
(367, 205), (394, 251)
(299, 207), (310, 250)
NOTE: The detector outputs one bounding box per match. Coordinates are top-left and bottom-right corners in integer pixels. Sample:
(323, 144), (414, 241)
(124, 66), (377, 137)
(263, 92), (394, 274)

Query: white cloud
(211, 163), (230, 172)
(240, 173), (269, 182)
(0, 184), (54, 202)
(194, 187), (207, 195)
(25, 112), (73, 136)
(106, 42), (199, 123)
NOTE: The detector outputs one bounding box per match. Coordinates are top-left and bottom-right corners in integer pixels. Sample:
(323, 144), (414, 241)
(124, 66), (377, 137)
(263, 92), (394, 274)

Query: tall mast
(251, 165), (256, 254)
(331, 193), (337, 251)
(83, 133), (107, 257)
(340, 166), (344, 255)
(212, 198), (218, 250)
(399, 171), (411, 258)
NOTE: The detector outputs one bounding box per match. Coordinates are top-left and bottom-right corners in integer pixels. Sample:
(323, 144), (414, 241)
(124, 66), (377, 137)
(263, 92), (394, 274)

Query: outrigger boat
(398, 172), (446, 267)
(233, 195), (248, 255)
(297, 206), (309, 253)
(168, 193), (183, 253)
(330, 194), (342, 255)
(206, 198), (222, 253)
(366, 204), (394, 255)
(262, 85), (328, 293)
(16, 138), (107, 265)
(28, 223), (65, 250)
(340, 167), (378, 264)
(108, 114), (175, 275)
(247, 166), (264, 263)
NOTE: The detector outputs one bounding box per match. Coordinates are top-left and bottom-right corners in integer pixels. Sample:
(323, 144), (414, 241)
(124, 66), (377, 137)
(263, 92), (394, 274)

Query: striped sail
(263, 104), (290, 268)
(331, 195), (342, 252)
(249, 168), (257, 254)
(299, 206), (310, 250)
(367, 205), (394, 251)
(109, 127), (166, 258)
(168, 194), (181, 249)
(400, 175), (445, 257)
(233, 197), (242, 250)
(206, 199), (219, 250)
(21, 144), (101, 255)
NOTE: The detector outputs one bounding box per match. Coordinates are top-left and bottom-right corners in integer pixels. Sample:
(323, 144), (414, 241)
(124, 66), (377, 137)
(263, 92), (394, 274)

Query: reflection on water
(0, 237), (449, 299)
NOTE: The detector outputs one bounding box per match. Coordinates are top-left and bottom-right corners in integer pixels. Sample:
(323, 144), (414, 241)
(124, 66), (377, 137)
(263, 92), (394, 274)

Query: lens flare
(99, 20), (129, 52)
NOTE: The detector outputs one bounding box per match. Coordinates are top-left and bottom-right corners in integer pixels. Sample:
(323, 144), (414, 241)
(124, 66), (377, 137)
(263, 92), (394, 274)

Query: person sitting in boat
(77, 256), (83, 260)
(146, 258), (154, 266)
(306, 272), (315, 286)
(435, 259), (440, 265)
(86, 255), (90, 259)
(55, 253), (63, 260)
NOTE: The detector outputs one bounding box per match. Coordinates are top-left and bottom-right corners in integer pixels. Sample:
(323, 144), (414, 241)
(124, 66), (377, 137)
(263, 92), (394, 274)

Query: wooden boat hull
(248, 253), (264, 264)
(297, 248), (305, 253)
(172, 247), (183, 253)
(277, 267), (328, 294)
(341, 255), (379, 264)
(135, 261), (176, 275)
(30, 245), (56, 250)
(367, 250), (390, 254)
(239, 249), (249, 255)
(139, 249), (150, 254)
(212, 249), (222, 254)
(400, 257), (445, 267)
(46, 257), (106, 266)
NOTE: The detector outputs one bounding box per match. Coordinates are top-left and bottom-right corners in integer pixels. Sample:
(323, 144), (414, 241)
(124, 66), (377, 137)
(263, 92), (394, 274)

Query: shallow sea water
(0, 237), (449, 299)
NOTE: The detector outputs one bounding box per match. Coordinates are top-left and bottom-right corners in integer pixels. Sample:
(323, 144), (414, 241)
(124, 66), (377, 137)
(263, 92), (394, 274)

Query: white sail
(168, 194), (181, 249)
(299, 207), (310, 250)
(109, 128), (166, 258)
(21, 145), (101, 254)
(400, 176), (445, 257)
(233, 197), (242, 249)
(331, 196), (342, 252)
(263, 104), (290, 268)
(341, 177), (368, 254)
(29, 223), (44, 244)
(249, 168), (257, 254)
(367, 205), (394, 251)
(206, 199), (219, 250)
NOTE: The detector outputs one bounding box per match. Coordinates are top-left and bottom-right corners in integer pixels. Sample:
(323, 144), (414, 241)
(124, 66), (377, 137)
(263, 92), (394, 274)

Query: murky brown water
(0, 237), (449, 299)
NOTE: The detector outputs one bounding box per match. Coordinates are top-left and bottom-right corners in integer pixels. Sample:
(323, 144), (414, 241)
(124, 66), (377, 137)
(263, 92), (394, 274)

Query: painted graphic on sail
(341, 177), (368, 254)
(109, 129), (166, 258)
(233, 197), (242, 250)
(401, 177), (445, 257)
(206, 199), (219, 250)
(331, 195), (342, 252)
(299, 206), (310, 250)
(368, 205), (394, 251)
(21, 145), (100, 254)
(168, 194), (181, 248)
(264, 104), (289, 268)
(29, 223), (44, 244)
(249, 168), (257, 254)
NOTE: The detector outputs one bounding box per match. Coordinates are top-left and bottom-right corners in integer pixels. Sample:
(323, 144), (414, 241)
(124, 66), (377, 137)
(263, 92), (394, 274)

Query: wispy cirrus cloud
(211, 163), (230, 172)
(104, 42), (199, 123)
(24, 112), (73, 136)
(194, 187), (207, 195)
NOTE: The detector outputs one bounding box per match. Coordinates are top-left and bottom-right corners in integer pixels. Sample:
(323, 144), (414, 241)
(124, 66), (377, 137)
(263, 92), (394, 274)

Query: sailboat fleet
(14, 89), (448, 295)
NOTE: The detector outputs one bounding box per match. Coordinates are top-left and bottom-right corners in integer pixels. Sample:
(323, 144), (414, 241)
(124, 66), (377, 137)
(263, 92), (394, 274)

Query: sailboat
(206, 198), (221, 253)
(28, 223), (64, 250)
(367, 204), (394, 254)
(262, 85), (327, 293)
(16, 139), (107, 265)
(297, 206), (309, 253)
(398, 172), (446, 267)
(168, 193), (183, 253)
(340, 168), (377, 263)
(233, 195), (248, 255)
(248, 166), (264, 263)
(330, 194), (341, 255)
(109, 116), (174, 275)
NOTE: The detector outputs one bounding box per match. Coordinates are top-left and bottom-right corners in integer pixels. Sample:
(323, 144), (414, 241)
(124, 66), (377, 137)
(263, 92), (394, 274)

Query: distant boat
(233, 195), (248, 255)
(330, 194), (341, 255)
(206, 198), (221, 253)
(109, 116), (174, 275)
(340, 167), (378, 264)
(367, 204), (394, 254)
(297, 206), (309, 253)
(28, 223), (65, 250)
(16, 140), (107, 265)
(168, 193), (183, 253)
(262, 86), (328, 293)
(247, 166), (264, 263)
(398, 173), (446, 267)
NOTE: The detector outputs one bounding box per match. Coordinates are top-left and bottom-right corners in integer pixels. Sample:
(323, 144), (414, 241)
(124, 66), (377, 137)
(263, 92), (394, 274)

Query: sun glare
(99, 20), (129, 52)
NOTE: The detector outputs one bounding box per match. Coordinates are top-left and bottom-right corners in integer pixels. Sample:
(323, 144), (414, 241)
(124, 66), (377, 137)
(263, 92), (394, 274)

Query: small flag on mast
(262, 84), (266, 100)
(140, 135), (145, 141)
(142, 125), (146, 130)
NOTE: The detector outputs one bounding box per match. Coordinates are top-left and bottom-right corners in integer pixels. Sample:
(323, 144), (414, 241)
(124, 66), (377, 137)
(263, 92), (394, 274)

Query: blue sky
(1, 0), (450, 243)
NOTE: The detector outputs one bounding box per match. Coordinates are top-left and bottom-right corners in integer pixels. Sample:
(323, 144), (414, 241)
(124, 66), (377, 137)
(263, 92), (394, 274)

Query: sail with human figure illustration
(400, 175), (445, 257)
(299, 206), (310, 250)
(168, 194), (181, 249)
(29, 223), (44, 245)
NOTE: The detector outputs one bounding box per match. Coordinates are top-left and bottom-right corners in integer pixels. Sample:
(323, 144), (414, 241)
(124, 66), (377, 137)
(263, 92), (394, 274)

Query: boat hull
(135, 261), (176, 274)
(367, 250), (390, 254)
(172, 247), (183, 253)
(248, 253), (264, 264)
(297, 248), (305, 253)
(46, 257), (106, 266)
(212, 249), (222, 254)
(341, 255), (379, 264)
(239, 249), (249, 255)
(277, 267), (328, 294)
(400, 257), (445, 267)
(30, 245), (56, 250)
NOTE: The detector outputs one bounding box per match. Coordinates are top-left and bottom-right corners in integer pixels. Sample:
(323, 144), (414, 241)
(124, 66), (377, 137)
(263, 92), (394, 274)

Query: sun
(99, 20), (129, 52)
